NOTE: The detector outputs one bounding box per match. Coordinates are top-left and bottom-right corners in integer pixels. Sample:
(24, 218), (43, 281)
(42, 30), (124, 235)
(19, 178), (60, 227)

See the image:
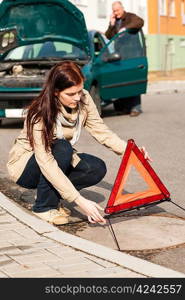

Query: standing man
(105, 1), (144, 117)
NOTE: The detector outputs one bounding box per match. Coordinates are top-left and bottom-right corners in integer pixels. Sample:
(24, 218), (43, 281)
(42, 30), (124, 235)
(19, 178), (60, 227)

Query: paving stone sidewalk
(147, 69), (185, 95)
(0, 206), (143, 278)
(147, 80), (185, 95)
(0, 192), (184, 278)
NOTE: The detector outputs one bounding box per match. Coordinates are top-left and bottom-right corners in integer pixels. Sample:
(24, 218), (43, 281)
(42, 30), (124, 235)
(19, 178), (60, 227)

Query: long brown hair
(26, 60), (85, 151)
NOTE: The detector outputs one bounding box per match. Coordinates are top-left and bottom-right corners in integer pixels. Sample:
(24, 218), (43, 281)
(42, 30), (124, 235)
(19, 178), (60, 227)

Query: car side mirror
(103, 52), (121, 62)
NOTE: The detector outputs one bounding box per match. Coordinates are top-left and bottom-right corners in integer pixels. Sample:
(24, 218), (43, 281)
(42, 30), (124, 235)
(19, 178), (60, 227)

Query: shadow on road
(0, 119), (24, 129)
(101, 104), (129, 119)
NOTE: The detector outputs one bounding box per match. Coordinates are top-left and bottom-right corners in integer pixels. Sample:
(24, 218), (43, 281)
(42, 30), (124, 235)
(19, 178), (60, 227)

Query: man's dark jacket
(105, 11), (144, 40)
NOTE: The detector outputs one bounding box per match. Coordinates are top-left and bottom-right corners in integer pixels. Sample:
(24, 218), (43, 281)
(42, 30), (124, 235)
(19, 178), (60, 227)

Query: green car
(86, 29), (148, 114)
(0, 0), (148, 122)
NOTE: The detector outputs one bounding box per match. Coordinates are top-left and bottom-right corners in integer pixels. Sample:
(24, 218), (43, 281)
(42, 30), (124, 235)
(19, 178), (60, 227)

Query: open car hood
(0, 0), (90, 56)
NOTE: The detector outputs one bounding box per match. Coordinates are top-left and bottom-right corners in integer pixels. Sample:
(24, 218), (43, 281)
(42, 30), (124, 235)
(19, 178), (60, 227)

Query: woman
(7, 61), (150, 225)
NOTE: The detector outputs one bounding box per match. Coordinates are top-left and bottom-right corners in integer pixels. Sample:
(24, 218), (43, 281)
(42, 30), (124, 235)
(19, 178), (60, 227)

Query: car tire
(89, 85), (102, 116)
(0, 120), (2, 127)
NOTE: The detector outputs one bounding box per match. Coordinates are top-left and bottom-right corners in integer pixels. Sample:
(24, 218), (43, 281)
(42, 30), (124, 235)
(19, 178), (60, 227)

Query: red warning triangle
(105, 139), (170, 214)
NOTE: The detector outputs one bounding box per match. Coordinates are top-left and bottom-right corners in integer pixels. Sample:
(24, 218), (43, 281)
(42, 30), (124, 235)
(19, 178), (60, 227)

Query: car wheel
(89, 85), (102, 116)
(0, 120), (2, 127)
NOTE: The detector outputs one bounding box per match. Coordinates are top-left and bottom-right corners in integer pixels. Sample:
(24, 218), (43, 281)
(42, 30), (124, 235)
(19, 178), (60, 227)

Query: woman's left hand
(139, 146), (153, 162)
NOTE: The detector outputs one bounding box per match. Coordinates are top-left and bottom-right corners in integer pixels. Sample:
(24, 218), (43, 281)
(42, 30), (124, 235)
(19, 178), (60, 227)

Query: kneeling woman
(7, 61), (149, 225)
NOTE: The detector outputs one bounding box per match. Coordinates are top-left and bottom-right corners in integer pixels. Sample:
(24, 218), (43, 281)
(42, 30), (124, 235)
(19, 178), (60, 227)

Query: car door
(92, 30), (148, 101)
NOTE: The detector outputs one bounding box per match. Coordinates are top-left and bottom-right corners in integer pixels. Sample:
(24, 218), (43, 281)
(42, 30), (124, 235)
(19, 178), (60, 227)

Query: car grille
(0, 99), (31, 108)
(0, 77), (44, 88)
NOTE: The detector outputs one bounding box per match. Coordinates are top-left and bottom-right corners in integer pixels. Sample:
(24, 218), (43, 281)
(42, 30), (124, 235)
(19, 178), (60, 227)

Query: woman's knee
(93, 158), (107, 181)
(80, 154), (107, 183)
(88, 158), (107, 186)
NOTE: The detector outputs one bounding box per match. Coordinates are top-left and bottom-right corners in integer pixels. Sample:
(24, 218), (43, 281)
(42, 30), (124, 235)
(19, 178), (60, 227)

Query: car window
(93, 36), (105, 56)
(100, 31), (144, 61)
(101, 34), (109, 44)
(4, 41), (88, 60)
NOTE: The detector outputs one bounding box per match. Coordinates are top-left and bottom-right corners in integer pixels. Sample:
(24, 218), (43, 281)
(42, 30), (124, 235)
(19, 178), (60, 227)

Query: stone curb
(0, 191), (184, 278)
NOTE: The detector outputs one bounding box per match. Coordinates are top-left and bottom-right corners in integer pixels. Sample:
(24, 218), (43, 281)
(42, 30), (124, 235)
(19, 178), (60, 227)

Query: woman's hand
(139, 146), (153, 162)
(75, 196), (106, 225)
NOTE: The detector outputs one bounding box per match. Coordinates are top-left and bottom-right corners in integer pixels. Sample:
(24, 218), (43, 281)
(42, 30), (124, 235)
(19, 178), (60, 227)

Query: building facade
(71, 0), (185, 72)
(147, 0), (185, 71)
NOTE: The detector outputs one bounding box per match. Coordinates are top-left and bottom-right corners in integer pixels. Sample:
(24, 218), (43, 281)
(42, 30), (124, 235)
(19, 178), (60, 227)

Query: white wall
(70, 0), (112, 33)
(129, 0), (148, 34)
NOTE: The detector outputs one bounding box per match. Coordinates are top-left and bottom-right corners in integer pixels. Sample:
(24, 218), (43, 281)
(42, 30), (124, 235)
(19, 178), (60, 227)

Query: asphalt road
(1, 93), (185, 217)
(1, 92), (185, 273)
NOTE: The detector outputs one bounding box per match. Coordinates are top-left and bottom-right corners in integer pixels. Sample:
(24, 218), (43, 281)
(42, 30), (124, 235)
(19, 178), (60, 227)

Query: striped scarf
(55, 104), (82, 146)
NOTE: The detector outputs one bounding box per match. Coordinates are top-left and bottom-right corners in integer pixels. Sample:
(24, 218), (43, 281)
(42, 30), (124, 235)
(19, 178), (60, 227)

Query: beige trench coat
(7, 90), (127, 203)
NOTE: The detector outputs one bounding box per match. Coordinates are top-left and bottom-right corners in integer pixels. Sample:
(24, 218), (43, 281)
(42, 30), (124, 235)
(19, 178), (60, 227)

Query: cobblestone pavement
(0, 192), (184, 278)
(0, 206), (145, 278)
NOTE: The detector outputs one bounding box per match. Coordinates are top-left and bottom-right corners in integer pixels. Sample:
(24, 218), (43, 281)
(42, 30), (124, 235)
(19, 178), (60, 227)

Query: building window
(180, 39), (185, 47)
(181, 0), (185, 13)
(181, 0), (185, 24)
(159, 0), (167, 16)
(169, 0), (175, 17)
(168, 38), (175, 54)
(97, 0), (107, 18)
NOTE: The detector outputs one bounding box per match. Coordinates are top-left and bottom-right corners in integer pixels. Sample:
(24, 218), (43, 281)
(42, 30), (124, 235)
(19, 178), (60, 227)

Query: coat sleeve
(126, 13), (144, 29)
(105, 24), (117, 40)
(84, 92), (127, 155)
(32, 122), (80, 203)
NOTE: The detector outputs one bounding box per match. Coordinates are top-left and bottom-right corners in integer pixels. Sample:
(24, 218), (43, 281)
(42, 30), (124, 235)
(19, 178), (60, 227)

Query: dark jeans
(16, 139), (107, 212)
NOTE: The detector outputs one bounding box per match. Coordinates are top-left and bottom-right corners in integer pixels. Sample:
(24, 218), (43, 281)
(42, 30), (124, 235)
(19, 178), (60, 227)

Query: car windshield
(4, 41), (88, 61)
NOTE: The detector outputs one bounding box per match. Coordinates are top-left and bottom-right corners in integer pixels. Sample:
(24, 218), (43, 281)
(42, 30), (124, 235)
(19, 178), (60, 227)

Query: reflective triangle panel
(105, 139), (170, 215)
